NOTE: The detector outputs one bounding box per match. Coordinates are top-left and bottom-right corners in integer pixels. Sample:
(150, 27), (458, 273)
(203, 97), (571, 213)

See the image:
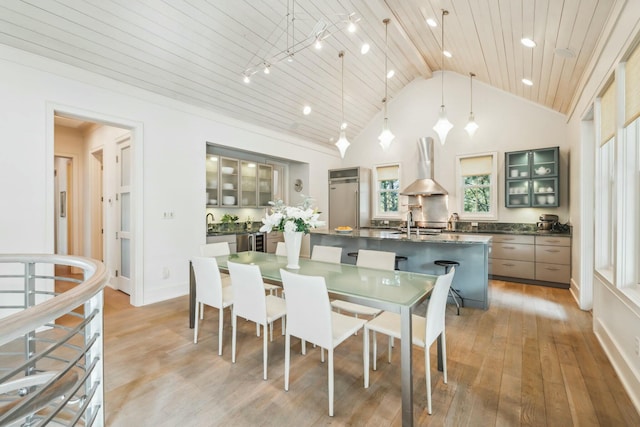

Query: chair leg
(284, 333), (291, 391)
(372, 331), (377, 371)
(200, 302), (204, 320)
(218, 306), (224, 356)
(388, 336), (393, 364)
(256, 323), (260, 337)
(301, 339), (306, 355)
(321, 347), (325, 363)
(328, 348), (334, 416)
(232, 312), (237, 363)
(425, 343), (432, 415)
(193, 302), (200, 344)
(442, 331), (447, 384)
(263, 324), (268, 380)
(363, 327), (370, 388)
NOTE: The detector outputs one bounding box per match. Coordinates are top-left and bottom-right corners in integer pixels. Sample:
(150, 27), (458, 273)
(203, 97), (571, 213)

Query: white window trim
(455, 151), (498, 220)
(372, 162), (401, 220)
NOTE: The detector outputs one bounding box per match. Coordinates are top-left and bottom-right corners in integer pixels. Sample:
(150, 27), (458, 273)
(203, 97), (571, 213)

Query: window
(373, 164), (400, 218)
(456, 152), (498, 220)
(595, 81), (616, 282)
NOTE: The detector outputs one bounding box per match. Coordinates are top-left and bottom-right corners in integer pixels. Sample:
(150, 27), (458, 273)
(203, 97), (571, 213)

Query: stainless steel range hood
(400, 137), (448, 196)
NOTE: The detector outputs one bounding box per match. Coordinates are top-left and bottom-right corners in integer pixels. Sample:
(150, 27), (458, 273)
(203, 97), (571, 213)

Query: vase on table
(283, 231), (303, 269)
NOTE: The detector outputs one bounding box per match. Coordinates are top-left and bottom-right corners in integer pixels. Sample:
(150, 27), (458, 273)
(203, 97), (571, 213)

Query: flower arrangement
(259, 195), (325, 234)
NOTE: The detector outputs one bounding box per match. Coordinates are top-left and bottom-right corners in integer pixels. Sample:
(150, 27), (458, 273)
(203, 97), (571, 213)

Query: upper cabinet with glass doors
(206, 155), (219, 207)
(206, 148), (273, 208)
(505, 147), (559, 208)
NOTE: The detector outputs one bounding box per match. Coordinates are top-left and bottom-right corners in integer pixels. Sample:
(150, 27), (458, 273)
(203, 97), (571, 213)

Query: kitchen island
(310, 229), (492, 309)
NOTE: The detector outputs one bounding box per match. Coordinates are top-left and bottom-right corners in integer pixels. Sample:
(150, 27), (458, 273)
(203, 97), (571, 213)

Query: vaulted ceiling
(0, 0), (615, 148)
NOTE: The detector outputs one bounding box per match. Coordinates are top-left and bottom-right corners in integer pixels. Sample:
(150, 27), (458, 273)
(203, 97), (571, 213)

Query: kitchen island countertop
(312, 228), (492, 244)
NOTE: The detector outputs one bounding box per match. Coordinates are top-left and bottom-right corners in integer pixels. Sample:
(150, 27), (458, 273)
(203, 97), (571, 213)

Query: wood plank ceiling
(0, 0), (615, 150)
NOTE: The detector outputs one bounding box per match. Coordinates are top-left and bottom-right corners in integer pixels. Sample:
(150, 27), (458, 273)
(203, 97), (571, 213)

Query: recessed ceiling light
(303, 105), (311, 115)
(443, 50), (452, 58)
(314, 39), (322, 49)
(361, 43), (370, 54)
(521, 38), (536, 48)
(426, 18), (438, 27)
(243, 75), (250, 84)
(522, 78), (533, 86)
(348, 22), (356, 33)
(263, 64), (270, 74)
(387, 69), (395, 79)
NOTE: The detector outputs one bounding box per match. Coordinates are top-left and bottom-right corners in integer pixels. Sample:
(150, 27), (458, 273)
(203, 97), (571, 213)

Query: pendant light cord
(440, 10), (448, 106)
(383, 19), (389, 117)
(340, 51), (345, 124)
(469, 72), (475, 113)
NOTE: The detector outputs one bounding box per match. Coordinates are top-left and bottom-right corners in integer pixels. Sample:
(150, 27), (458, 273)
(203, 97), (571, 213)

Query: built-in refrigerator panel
(328, 167), (370, 230)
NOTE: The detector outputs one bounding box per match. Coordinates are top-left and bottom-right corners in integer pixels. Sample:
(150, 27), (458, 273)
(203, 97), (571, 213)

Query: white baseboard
(593, 317), (640, 417)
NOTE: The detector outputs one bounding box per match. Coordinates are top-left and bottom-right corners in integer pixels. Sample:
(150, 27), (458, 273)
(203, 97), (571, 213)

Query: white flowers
(260, 196), (325, 234)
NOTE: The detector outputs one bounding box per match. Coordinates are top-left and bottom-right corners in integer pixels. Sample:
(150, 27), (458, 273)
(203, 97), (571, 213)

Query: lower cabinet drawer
(535, 245), (570, 264)
(491, 260), (535, 280)
(491, 243), (534, 262)
(535, 263), (570, 284)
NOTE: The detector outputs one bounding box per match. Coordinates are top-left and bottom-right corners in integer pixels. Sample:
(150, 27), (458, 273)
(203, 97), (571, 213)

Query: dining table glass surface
(215, 251), (436, 310)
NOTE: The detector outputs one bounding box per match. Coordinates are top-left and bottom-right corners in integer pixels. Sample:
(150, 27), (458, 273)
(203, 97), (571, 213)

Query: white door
(115, 136), (132, 294)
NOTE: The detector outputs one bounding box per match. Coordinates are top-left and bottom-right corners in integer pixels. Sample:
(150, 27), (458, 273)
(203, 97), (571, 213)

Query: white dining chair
(280, 269), (367, 417)
(227, 261), (287, 380)
(200, 242), (232, 285)
(191, 257), (234, 355)
(330, 249), (396, 318)
(275, 241), (287, 256)
(364, 267), (455, 414)
(311, 245), (342, 264)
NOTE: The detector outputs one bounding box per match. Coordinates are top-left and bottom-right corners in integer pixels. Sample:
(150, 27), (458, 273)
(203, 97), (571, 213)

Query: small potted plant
(220, 213), (239, 231)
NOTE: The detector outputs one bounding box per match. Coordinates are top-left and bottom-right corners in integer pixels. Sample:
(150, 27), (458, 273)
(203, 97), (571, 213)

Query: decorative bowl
(221, 167), (234, 174)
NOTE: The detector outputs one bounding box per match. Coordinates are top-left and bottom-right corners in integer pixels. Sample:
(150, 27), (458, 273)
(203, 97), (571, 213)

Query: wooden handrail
(0, 254), (109, 347)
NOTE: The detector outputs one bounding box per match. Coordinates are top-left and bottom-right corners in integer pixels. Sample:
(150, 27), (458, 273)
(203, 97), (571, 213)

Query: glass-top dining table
(189, 251), (438, 426)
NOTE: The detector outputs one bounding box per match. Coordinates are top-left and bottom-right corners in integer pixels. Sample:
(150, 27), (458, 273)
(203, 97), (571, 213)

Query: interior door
(115, 136), (132, 294)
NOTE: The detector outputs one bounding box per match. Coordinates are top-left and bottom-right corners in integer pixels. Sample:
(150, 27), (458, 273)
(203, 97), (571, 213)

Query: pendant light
(335, 51), (350, 158)
(433, 9), (453, 145)
(464, 72), (479, 137)
(378, 18), (394, 151)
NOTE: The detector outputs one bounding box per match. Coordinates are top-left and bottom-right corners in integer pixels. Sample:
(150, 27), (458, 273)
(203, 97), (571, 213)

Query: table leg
(400, 305), (413, 426)
(189, 261), (195, 329)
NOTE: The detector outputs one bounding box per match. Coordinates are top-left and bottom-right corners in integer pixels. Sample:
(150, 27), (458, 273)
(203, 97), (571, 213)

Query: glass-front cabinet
(206, 155), (219, 207)
(240, 161), (257, 207)
(505, 146), (559, 208)
(220, 157), (239, 207)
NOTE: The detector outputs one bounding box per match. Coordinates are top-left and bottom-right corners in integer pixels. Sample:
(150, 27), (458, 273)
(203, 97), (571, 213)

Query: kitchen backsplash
(369, 220), (571, 235)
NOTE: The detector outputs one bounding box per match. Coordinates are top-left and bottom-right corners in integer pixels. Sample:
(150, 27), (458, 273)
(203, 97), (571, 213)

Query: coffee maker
(537, 214), (559, 232)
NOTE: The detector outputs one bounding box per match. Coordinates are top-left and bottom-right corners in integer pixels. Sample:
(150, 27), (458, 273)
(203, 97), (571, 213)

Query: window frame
(455, 152), (498, 220)
(372, 163), (401, 220)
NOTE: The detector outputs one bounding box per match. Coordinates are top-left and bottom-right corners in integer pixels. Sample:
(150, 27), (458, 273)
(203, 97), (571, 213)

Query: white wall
(0, 44), (340, 306)
(343, 72), (570, 224)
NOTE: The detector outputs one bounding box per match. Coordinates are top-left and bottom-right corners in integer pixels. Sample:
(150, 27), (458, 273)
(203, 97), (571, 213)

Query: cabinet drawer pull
(546, 239), (561, 243)
(502, 246), (516, 250)
(544, 249), (560, 253)
(502, 237), (515, 241)
(503, 263), (516, 267)
(544, 267), (561, 271)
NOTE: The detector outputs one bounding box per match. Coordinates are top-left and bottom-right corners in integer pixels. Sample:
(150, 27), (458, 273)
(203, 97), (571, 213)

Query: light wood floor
(98, 280), (640, 426)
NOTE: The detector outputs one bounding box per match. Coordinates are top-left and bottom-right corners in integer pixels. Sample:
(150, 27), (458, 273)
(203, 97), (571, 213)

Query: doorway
(53, 110), (141, 306)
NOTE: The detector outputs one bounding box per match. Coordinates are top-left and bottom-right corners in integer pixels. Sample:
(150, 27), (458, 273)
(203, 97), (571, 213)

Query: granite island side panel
(310, 229), (491, 310)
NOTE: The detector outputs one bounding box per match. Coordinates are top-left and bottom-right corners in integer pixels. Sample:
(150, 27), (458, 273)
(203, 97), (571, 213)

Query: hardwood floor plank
(53, 277), (639, 427)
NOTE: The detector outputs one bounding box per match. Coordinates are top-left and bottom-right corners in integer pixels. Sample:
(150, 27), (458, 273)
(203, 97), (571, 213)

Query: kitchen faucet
(206, 213), (214, 232)
(406, 210), (413, 235)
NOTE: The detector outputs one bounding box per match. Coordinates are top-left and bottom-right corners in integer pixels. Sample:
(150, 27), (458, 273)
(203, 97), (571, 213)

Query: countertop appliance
(537, 214), (559, 231)
(236, 232), (265, 252)
(328, 167), (370, 230)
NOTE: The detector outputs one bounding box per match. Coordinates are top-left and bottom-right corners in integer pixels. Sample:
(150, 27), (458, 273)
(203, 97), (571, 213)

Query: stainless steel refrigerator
(328, 167), (370, 229)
